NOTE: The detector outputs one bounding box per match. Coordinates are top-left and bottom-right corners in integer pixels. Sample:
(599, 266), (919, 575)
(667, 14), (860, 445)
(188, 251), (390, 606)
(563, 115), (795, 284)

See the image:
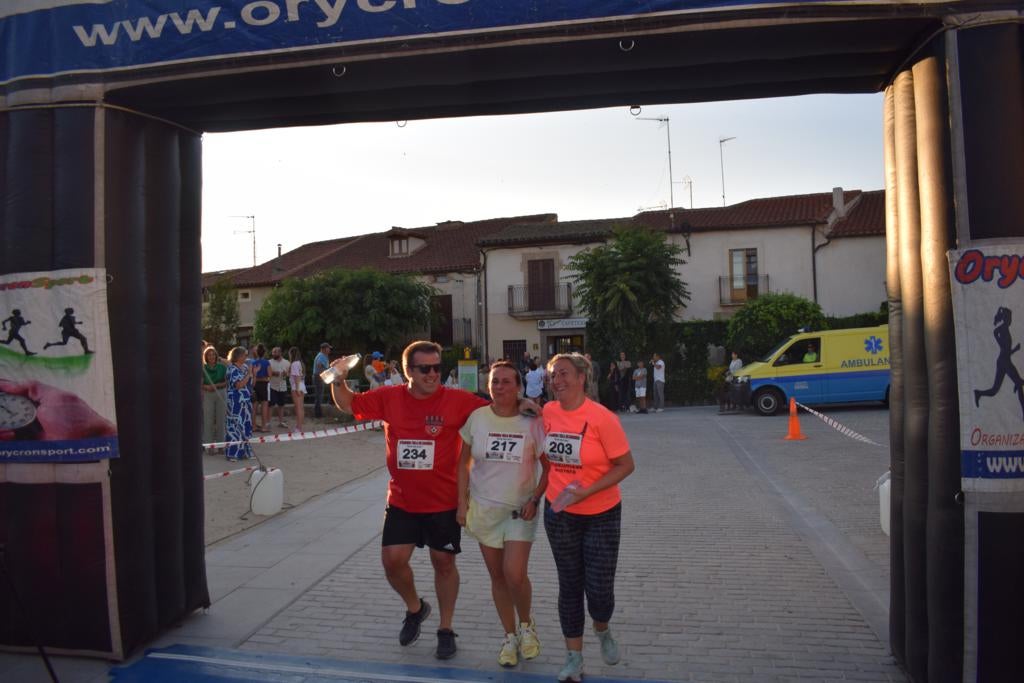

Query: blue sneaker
(595, 626), (620, 665)
(557, 650), (584, 682)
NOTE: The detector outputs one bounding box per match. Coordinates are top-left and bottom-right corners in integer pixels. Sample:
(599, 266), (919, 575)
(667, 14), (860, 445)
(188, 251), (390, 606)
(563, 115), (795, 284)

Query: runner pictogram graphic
(43, 307), (93, 354)
(973, 306), (1024, 420)
(0, 309), (35, 356)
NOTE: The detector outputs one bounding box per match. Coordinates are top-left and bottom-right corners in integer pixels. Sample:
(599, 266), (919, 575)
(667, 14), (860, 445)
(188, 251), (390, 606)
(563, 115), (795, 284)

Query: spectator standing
(524, 360), (546, 405)
(519, 351), (532, 383)
(651, 353), (666, 413)
(387, 359), (404, 386)
(328, 340), (491, 660)
(288, 346), (306, 433)
(445, 368), (460, 389)
(201, 346), (228, 449)
(542, 353), (635, 682)
(251, 344), (271, 432)
(616, 352), (632, 412)
(224, 346), (254, 461)
(606, 361), (621, 412)
(268, 346), (291, 428)
(313, 342), (332, 418)
(632, 360), (648, 413)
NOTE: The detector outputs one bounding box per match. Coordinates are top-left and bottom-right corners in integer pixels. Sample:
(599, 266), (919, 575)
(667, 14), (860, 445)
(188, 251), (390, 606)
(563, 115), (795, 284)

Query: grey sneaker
(595, 626), (620, 665)
(398, 599), (431, 646)
(557, 650), (584, 682)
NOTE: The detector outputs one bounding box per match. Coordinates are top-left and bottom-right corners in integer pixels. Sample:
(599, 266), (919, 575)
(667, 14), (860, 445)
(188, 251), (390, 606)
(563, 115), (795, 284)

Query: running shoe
(595, 626), (620, 665)
(557, 650), (584, 682)
(435, 628), (458, 659)
(398, 599), (431, 646)
(517, 618), (540, 659)
(497, 632), (518, 667)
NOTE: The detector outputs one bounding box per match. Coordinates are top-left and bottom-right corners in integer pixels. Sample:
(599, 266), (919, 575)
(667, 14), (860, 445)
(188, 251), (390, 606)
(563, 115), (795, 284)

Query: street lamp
(231, 215), (256, 266)
(636, 115), (675, 208)
(719, 136), (736, 206)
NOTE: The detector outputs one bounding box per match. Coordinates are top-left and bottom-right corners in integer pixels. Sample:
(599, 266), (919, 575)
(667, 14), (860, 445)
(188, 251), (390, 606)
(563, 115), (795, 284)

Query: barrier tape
(204, 465), (278, 482)
(201, 420), (383, 451)
(794, 401), (885, 448)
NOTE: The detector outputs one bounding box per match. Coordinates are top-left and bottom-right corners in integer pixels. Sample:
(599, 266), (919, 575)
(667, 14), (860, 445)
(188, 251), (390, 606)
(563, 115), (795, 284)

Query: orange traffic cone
(784, 397), (807, 441)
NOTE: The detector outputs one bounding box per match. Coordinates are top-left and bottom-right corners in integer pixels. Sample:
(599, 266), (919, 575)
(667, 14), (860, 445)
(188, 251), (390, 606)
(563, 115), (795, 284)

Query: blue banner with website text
(2, 0), (865, 85)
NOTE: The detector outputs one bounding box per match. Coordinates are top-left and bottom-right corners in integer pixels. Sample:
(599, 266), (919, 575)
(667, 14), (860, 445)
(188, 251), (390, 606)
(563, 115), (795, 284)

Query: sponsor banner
(3, 0), (860, 85)
(0, 268), (119, 462)
(457, 359), (478, 393)
(949, 245), (1024, 491)
(538, 317), (587, 330)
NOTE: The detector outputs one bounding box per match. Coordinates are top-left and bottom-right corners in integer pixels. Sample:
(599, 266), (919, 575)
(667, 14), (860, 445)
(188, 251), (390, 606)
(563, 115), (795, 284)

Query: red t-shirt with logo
(352, 385), (488, 513)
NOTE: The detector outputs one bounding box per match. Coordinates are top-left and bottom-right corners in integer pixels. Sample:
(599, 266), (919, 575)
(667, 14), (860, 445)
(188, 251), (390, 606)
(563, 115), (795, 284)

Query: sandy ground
(202, 413), (386, 545)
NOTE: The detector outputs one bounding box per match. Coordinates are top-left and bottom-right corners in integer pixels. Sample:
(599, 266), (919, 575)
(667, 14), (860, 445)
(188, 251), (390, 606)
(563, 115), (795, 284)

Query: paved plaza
(2, 405), (905, 682)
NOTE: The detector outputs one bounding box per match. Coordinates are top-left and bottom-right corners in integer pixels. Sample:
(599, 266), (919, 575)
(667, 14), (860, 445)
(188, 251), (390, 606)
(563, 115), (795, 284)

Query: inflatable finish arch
(1, 1), (1022, 679)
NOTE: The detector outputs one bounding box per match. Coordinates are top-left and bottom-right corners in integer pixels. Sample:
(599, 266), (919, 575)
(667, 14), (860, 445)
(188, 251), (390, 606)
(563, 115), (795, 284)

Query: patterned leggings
(544, 502), (621, 638)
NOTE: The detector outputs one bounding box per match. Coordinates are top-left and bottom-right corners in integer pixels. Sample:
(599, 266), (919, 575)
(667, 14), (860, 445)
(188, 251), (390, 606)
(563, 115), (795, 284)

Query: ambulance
(731, 325), (890, 415)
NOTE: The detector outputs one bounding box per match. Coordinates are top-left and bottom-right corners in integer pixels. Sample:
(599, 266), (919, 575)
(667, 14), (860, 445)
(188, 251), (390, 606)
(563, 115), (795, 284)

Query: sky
(201, 93), (885, 273)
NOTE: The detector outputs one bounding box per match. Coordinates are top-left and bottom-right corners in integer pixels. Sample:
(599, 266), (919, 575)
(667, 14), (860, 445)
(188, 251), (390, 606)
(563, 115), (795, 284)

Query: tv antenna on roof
(231, 215), (256, 266)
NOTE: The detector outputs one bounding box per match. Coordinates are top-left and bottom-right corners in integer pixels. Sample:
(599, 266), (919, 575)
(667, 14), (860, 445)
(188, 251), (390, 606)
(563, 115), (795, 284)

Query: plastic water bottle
(320, 353), (362, 384)
(550, 480), (582, 513)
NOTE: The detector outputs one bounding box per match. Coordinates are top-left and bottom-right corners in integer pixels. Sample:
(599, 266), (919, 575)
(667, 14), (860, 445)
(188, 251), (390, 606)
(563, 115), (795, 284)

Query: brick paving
(240, 405), (905, 682)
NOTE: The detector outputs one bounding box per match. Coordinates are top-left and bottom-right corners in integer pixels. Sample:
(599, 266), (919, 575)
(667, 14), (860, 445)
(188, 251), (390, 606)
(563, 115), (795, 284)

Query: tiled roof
(478, 190), (883, 247)
(635, 190), (864, 232)
(827, 190), (885, 237)
(201, 267), (248, 289)
(219, 214), (557, 287)
(477, 218), (630, 246)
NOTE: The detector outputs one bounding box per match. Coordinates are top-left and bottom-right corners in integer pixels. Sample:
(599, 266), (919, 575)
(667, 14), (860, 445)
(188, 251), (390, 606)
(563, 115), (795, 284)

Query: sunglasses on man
(412, 363), (443, 375)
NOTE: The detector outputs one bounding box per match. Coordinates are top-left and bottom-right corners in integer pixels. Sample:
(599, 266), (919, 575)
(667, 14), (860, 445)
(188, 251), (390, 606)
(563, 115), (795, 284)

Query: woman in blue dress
(225, 346), (255, 461)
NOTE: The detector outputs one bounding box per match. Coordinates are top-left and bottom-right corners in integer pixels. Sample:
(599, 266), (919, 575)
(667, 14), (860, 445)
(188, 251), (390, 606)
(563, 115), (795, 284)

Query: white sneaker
(557, 650), (584, 682)
(595, 626), (620, 665)
(517, 618), (540, 659)
(497, 632), (518, 667)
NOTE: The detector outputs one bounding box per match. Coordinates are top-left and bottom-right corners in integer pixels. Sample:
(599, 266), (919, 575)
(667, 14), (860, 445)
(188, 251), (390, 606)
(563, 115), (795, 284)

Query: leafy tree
(203, 277), (240, 353)
(253, 268), (436, 361)
(569, 227), (690, 355)
(725, 293), (826, 360)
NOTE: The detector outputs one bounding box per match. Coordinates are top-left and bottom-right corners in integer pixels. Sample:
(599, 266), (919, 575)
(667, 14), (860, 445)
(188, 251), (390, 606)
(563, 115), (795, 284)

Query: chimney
(832, 187), (847, 218)
(277, 243), (282, 257)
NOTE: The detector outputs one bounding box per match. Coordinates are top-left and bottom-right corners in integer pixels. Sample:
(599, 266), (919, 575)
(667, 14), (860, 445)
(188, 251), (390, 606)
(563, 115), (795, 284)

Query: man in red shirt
(330, 340), (488, 660)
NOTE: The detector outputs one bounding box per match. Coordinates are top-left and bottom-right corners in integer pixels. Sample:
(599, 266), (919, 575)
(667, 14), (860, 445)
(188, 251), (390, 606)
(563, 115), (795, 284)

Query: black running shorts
(382, 506), (461, 554)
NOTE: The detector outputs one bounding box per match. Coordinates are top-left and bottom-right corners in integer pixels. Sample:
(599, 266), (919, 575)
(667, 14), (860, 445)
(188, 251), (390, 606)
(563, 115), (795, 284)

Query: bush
(725, 293), (826, 360)
(825, 311), (888, 330)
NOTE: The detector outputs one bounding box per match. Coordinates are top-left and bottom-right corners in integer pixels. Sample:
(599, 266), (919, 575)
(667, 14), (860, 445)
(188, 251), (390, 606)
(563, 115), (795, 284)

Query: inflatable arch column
(884, 20), (1024, 683)
(0, 100), (209, 658)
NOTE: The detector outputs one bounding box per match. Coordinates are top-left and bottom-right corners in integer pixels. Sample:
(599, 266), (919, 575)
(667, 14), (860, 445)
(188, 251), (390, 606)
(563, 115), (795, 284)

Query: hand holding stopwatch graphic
(0, 379), (115, 441)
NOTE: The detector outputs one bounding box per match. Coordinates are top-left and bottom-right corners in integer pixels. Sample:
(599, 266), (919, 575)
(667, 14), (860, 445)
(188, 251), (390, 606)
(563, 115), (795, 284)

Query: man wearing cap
(313, 342), (332, 418)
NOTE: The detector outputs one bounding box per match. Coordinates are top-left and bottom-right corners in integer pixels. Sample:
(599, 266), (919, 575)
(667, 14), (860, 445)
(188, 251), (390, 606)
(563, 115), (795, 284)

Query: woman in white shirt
(457, 361), (550, 668)
(445, 368), (459, 388)
(524, 361), (546, 403)
(288, 346), (306, 433)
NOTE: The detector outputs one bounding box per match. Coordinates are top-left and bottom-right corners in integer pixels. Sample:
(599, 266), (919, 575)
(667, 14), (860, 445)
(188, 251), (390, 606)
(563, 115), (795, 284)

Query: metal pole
(665, 119), (674, 209)
(719, 136), (735, 206)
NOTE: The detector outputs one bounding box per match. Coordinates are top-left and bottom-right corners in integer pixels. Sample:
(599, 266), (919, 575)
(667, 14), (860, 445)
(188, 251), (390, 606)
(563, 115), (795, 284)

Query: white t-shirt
(652, 359), (665, 383)
(268, 358), (290, 392)
(729, 358), (743, 375)
(459, 406), (545, 508)
(524, 367), (546, 398)
(289, 360), (305, 393)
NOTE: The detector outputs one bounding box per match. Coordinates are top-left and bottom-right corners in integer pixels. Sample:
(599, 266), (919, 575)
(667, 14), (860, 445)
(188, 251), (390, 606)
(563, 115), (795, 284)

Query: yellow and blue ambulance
(731, 325), (890, 415)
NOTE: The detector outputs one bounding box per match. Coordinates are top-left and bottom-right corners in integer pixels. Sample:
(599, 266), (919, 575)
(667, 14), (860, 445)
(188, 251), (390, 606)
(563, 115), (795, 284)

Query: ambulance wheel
(754, 388), (783, 416)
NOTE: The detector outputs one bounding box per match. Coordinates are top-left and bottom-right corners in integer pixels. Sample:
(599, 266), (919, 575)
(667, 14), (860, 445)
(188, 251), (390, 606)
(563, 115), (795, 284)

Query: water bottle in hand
(320, 353), (362, 384)
(551, 480), (582, 513)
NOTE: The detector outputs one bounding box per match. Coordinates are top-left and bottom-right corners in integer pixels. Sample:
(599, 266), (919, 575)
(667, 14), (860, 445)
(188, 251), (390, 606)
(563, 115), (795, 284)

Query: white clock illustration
(0, 392), (41, 437)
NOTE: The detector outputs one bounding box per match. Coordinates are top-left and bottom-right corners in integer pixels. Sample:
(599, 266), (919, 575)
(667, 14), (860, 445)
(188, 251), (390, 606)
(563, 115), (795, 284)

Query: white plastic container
(321, 353), (362, 384)
(876, 471), (891, 536)
(250, 468), (284, 516)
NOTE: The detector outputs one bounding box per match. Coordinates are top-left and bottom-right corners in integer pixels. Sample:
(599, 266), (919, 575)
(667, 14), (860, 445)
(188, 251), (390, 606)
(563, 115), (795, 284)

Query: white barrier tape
(201, 420), (383, 450)
(204, 465), (278, 482)
(794, 401), (885, 447)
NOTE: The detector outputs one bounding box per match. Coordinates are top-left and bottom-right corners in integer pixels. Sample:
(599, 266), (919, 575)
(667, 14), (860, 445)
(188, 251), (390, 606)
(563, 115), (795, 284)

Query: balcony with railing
(507, 283), (573, 318)
(718, 274), (770, 306)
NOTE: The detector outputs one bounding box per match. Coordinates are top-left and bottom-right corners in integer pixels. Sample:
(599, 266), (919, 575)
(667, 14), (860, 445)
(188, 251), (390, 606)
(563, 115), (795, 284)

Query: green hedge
(825, 311), (888, 330)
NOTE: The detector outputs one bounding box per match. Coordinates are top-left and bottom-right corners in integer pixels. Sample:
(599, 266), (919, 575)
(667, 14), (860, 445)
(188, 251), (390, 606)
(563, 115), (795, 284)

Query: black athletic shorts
(268, 387), (288, 407)
(254, 381), (269, 402)
(382, 505), (461, 554)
